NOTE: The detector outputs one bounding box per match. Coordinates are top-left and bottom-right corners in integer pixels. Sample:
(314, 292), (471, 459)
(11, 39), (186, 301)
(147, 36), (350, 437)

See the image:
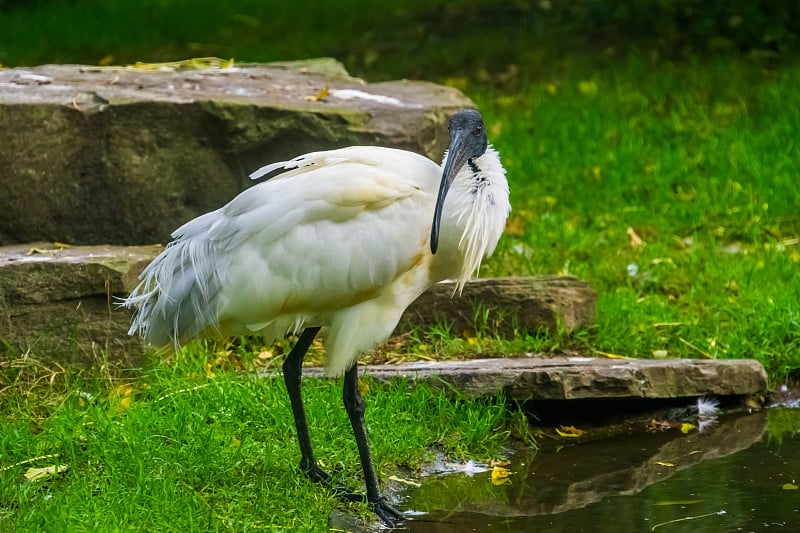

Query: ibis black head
(430, 109), (489, 253)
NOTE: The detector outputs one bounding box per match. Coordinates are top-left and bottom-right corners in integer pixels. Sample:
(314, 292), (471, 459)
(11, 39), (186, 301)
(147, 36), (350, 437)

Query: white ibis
(124, 109), (510, 526)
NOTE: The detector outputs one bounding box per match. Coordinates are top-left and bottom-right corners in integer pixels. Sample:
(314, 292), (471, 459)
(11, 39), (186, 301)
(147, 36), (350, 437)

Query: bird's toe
(300, 460), (368, 503)
(300, 459), (333, 484)
(333, 487), (367, 503)
(372, 497), (404, 528)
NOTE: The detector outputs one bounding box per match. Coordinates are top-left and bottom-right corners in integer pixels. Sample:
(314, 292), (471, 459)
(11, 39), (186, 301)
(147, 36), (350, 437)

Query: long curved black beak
(431, 131), (471, 254)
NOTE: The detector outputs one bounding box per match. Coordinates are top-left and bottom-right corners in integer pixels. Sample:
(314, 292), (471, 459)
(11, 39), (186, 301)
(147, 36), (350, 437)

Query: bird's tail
(123, 218), (223, 348)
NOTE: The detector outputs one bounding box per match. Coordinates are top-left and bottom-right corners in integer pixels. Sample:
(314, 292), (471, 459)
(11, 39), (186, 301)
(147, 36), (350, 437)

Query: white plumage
(123, 109), (509, 525)
(126, 135), (508, 376)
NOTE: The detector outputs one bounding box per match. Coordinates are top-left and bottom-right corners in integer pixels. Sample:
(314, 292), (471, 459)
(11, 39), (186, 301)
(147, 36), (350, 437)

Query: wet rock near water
(328, 510), (384, 533)
(0, 59), (472, 246)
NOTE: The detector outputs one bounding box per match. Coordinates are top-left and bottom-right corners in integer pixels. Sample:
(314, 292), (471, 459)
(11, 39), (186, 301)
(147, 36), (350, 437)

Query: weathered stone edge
(0, 244), (597, 360)
(302, 357), (769, 400)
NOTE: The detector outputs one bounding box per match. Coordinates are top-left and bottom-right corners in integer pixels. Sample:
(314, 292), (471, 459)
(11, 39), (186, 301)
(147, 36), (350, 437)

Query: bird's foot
(300, 459), (366, 503)
(299, 459), (404, 527)
(371, 496), (404, 528)
(300, 458), (333, 485)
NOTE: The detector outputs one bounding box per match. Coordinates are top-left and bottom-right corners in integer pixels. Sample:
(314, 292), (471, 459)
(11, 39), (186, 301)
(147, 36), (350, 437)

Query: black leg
(283, 327), (362, 501)
(282, 327), (330, 483)
(342, 364), (404, 527)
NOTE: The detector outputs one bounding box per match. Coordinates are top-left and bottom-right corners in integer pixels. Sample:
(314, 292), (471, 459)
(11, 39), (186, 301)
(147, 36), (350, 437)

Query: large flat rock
(0, 59), (472, 245)
(0, 243), (595, 362)
(323, 357), (768, 400)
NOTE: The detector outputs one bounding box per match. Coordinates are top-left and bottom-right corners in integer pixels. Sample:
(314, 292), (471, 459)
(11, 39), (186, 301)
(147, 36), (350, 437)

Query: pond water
(401, 408), (800, 532)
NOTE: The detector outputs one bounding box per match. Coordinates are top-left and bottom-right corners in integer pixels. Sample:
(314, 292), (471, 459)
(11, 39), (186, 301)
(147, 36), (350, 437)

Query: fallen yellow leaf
(25, 464), (68, 482)
(782, 483), (799, 490)
(491, 466), (511, 485)
(627, 226), (645, 248)
(110, 383), (134, 412)
(555, 425), (586, 438)
(388, 475), (421, 488)
(304, 86), (329, 101)
(0, 454), (60, 473)
(595, 350), (630, 359)
(26, 247), (61, 255)
(131, 57), (234, 70)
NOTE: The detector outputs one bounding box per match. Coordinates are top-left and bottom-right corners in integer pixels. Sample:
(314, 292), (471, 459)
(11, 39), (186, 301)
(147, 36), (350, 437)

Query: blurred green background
(1, 0), (798, 80)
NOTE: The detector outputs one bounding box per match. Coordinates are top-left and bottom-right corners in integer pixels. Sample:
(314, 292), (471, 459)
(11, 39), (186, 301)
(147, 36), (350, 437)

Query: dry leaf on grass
(25, 464), (68, 482)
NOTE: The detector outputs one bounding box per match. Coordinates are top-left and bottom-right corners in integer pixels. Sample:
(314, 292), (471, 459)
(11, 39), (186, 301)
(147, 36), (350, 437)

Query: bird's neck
(435, 147), (510, 293)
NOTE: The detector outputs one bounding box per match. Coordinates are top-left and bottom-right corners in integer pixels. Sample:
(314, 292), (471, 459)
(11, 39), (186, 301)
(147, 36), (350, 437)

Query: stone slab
(0, 59), (472, 245)
(308, 357), (769, 400)
(400, 276), (595, 335)
(0, 243), (160, 362)
(0, 243), (596, 362)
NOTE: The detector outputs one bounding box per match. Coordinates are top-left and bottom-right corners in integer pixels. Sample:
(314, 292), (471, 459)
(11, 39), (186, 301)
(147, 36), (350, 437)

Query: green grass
(475, 55), (800, 379)
(0, 351), (512, 531)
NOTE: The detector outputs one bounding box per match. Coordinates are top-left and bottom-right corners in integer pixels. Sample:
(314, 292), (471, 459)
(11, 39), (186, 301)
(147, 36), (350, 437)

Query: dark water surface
(402, 408), (800, 532)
